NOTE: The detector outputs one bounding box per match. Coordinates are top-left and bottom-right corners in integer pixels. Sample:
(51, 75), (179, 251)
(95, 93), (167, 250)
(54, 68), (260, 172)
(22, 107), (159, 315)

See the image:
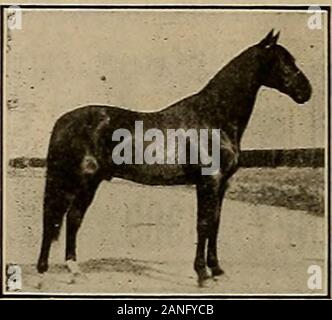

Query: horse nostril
(295, 90), (311, 104)
(295, 80), (312, 104)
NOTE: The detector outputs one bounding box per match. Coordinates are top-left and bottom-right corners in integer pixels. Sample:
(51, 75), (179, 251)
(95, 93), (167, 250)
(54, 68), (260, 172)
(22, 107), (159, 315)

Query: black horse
(37, 30), (311, 287)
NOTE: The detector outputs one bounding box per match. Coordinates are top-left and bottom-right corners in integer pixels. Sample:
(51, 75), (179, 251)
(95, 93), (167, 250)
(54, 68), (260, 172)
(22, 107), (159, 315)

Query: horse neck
(198, 48), (263, 143)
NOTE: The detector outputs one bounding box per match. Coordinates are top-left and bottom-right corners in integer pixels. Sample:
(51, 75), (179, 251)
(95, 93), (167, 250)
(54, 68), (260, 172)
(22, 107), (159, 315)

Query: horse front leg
(207, 180), (229, 277)
(194, 175), (222, 287)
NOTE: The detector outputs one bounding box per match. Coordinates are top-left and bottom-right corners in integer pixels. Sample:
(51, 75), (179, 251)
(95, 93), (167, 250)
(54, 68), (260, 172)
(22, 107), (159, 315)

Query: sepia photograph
(1, 4), (330, 297)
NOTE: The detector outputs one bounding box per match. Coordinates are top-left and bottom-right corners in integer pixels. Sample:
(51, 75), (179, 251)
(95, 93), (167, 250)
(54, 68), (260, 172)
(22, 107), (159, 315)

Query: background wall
(4, 9), (327, 159)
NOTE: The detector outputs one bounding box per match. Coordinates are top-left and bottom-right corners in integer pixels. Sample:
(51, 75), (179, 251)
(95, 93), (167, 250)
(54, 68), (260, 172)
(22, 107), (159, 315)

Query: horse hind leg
(37, 176), (72, 274)
(65, 177), (101, 280)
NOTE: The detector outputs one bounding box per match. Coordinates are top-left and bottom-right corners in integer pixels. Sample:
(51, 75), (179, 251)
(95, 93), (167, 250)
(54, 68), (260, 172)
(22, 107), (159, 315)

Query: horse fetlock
(207, 253), (224, 276)
(194, 258), (209, 283)
(207, 255), (218, 268)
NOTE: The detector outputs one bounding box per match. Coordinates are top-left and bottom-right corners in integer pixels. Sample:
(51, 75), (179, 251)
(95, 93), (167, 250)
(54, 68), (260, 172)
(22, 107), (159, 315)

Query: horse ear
(259, 29), (279, 48)
(272, 31), (280, 44)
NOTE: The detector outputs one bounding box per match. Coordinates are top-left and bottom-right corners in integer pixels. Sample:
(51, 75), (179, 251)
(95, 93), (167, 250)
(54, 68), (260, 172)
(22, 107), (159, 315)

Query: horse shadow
(23, 257), (197, 289)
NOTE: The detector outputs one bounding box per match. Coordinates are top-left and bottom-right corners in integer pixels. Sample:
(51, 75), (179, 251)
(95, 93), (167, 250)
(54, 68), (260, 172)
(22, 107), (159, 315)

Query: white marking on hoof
(36, 273), (45, 290)
(66, 260), (87, 284)
(66, 260), (81, 275)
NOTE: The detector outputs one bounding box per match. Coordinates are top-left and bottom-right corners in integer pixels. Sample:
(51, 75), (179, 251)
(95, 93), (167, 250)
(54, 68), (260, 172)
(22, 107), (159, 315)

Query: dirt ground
(4, 168), (326, 295)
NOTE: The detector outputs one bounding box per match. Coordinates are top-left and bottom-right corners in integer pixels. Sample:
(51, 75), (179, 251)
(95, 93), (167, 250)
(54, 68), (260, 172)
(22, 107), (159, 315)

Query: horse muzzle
(292, 81), (312, 104)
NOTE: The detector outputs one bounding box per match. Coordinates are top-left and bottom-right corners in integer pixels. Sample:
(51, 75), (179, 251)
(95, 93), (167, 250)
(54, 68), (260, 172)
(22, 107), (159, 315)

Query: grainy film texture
(3, 7), (328, 295)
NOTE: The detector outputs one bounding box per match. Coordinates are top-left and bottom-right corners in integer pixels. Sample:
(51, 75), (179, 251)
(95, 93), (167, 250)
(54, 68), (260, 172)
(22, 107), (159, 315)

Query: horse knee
(194, 258), (209, 276)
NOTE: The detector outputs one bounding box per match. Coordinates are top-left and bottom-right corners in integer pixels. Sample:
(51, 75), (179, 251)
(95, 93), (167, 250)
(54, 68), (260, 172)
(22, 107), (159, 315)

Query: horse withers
(37, 30), (311, 287)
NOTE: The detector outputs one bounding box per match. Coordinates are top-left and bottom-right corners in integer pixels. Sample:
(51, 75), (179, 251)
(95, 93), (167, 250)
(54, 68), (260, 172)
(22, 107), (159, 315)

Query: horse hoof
(198, 278), (207, 288)
(211, 266), (224, 277)
(36, 277), (44, 290)
(68, 272), (88, 285)
(197, 270), (210, 287)
(37, 261), (48, 274)
(35, 271), (48, 290)
(66, 260), (81, 274)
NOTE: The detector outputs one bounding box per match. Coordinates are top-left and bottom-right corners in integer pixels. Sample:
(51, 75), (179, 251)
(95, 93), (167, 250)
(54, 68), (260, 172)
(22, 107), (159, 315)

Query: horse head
(258, 29), (312, 104)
